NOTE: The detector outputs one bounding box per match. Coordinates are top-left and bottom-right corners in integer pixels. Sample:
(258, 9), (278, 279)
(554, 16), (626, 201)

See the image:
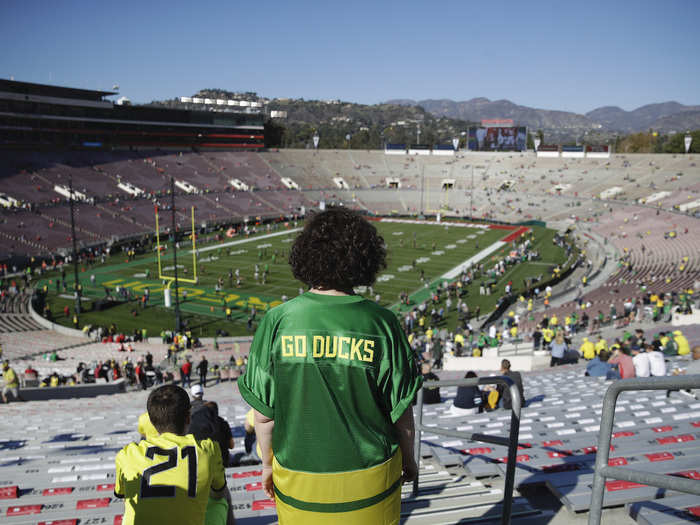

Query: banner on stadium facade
(562, 145), (584, 158)
(384, 143), (406, 155)
(586, 144), (611, 158)
(586, 145), (609, 152)
(536, 144), (559, 158)
(408, 144), (431, 155)
(468, 126), (527, 151)
(534, 137), (541, 151)
(433, 144), (455, 156)
(685, 135), (693, 153)
(452, 137), (459, 150)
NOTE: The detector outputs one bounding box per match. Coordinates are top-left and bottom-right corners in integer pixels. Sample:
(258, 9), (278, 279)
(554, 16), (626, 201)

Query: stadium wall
(30, 295), (92, 338)
(21, 380), (127, 401)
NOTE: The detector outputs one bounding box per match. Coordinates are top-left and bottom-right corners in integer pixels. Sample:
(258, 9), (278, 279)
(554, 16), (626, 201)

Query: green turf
(38, 220), (570, 337)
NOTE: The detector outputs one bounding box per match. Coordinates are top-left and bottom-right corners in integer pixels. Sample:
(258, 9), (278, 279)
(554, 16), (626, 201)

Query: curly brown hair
(289, 208), (386, 292)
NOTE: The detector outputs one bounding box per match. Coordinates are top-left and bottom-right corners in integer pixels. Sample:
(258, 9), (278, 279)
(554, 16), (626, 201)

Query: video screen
(468, 126), (527, 151)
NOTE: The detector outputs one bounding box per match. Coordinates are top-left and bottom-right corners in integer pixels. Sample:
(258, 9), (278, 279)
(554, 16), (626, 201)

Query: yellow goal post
(155, 205), (199, 286)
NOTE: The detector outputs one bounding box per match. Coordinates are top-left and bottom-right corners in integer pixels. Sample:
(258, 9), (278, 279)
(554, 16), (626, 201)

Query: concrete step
(401, 500), (541, 524)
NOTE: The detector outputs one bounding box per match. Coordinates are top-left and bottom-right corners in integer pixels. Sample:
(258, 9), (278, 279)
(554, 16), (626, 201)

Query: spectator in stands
(197, 355), (208, 386)
(497, 359), (524, 410)
(594, 336), (608, 355)
(187, 400), (236, 525)
(673, 330), (691, 356)
(631, 346), (651, 378)
(2, 361), (22, 403)
(239, 208), (421, 524)
(580, 337), (596, 360)
(190, 383), (205, 412)
(549, 332), (568, 367)
(449, 371), (483, 415)
(115, 385), (228, 525)
(609, 346), (635, 379)
(419, 362), (441, 404)
(188, 401), (234, 467)
(532, 324), (542, 351)
(180, 356), (192, 388)
(585, 350), (619, 379)
(646, 344), (667, 377)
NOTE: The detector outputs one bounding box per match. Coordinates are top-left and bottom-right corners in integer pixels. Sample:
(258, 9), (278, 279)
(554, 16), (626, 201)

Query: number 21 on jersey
(140, 446), (197, 498)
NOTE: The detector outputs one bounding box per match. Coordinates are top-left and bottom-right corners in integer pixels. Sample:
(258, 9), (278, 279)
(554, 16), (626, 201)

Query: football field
(40, 219), (569, 337)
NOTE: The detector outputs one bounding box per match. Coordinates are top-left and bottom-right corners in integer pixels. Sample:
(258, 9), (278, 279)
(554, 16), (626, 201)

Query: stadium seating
(2, 150), (698, 258)
(1, 353), (697, 524)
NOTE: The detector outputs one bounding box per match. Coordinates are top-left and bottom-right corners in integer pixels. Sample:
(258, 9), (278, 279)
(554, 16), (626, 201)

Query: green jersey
(240, 292), (421, 473)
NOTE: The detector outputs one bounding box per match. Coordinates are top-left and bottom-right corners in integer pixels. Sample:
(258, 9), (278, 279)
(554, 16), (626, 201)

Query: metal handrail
(588, 375), (700, 525)
(413, 376), (522, 525)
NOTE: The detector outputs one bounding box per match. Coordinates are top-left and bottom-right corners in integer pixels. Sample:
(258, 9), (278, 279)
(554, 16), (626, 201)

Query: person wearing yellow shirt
(580, 338), (596, 360)
(509, 326), (518, 339)
(674, 330), (691, 356)
(542, 328), (555, 346)
(594, 337), (607, 355)
(138, 412), (160, 441)
(2, 361), (21, 403)
(425, 327), (433, 341)
(549, 314), (558, 327)
(115, 385), (228, 525)
(564, 315), (573, 333)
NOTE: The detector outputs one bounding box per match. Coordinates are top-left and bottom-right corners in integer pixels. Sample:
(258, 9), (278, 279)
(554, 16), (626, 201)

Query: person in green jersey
(239, 208), (422, 524)
(115, 385), (228, 525)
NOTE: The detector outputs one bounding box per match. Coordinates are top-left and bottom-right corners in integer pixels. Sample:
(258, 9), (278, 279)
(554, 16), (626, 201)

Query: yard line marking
(192, 228), (301, 254)
(442, 241), (507, 279)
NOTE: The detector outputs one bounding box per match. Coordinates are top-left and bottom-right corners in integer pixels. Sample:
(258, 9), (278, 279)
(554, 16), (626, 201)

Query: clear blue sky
(1, 0), (698, 114)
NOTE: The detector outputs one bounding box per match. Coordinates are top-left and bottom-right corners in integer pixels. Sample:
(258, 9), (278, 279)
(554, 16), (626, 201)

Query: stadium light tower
(470, 164), (475, 219)
(170, 177), (182, 333)
(68, 176), (81, 319)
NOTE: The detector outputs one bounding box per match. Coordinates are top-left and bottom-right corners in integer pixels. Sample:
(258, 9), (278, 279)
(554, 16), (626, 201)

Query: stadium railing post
(412, 376), (521, 525)
(588, 376), (700, 525)
(412, 387), (424, 498)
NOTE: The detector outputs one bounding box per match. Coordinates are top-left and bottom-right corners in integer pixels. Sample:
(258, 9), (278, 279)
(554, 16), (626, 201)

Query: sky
(1, 0), (699, 114)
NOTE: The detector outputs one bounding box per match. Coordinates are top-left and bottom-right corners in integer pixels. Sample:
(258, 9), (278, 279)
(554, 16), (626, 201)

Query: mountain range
(386, 98), (700, 134)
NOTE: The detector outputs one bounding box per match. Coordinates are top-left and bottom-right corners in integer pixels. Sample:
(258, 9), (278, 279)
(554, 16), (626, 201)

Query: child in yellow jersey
(115, 385), (228, 525)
